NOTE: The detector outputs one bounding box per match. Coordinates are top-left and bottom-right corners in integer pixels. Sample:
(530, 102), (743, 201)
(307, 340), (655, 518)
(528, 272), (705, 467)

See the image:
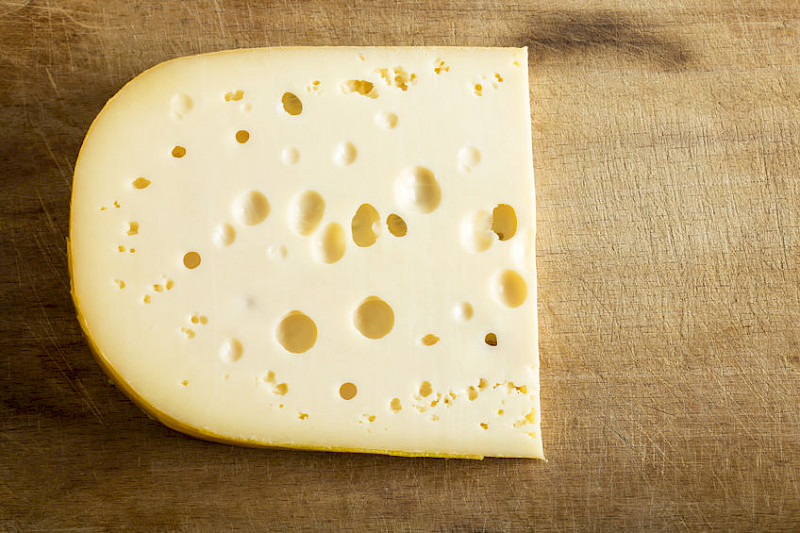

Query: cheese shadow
(521, 10), (693, 70)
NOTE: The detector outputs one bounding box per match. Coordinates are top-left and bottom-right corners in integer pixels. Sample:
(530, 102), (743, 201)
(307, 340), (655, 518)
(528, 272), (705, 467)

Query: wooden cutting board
(1, 1), (798, 530)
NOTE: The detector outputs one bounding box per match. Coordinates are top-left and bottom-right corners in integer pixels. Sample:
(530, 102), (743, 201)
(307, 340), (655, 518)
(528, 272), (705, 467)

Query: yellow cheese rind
(69, 47), (542, 459)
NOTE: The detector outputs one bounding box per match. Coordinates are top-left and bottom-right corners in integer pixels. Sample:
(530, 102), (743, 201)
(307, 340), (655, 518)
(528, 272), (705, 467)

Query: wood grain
(1, 0), (799, 530)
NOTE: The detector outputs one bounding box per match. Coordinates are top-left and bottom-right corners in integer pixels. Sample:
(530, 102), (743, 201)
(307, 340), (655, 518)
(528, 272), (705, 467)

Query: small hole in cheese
(126, 221), (139, 236)
(419, 381), (433, 397)
(390, 398), (402, 412)
(288, 190), (325, 236)
(276, 311), (317, 354)
(386, 214), (407, 237)
(311, 223), (345, 264)
(491, 204), (517, 241)
(341, 79), (378, 98)
(421, 334), (439, 346)
(219, 338), (243, 363)
(394, 166), (441, 214)
(212, 223), (236, 247)
(224, 90), (244, 101)
(460, 209), (494, 253)
(353, 296), (394, 339)
(485, 333), (498, 346)
(352, 204), (381, 247)
(458, 146), (481, 172)
(281, 147), (300, 165)
(281, 92), (303, 115)
(232, 190), (270, 226)
(375, 110), (398, 130)
(333, 141), (357, 166)
(183, 251), (201, 269)
(171, 145), (186, 158)
(339, 382), (357, 400)
(453, 302), (474, 322)
(132, 177), (151, 189)
(492, 269), (528, 308)
(235, 130), (250, 143)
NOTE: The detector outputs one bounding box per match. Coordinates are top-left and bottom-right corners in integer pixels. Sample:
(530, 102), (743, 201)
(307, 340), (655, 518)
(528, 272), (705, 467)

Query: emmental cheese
(69, 47), (542, 459)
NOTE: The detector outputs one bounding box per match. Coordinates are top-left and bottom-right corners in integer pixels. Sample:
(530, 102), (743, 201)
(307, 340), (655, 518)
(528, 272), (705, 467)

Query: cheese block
(69, 47), (541, 459)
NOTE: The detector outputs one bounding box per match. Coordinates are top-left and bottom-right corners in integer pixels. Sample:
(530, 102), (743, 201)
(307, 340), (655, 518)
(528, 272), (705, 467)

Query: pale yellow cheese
(69, 47), (541, 459)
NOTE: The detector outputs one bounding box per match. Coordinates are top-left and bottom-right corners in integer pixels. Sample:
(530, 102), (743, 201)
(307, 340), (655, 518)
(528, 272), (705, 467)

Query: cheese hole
(492, 269), (528, 308)
(224, 90), (244, 101)
(267, 244), (288, 262)
(299, 413), (309, 420)
(219, 338), (243, 363)
(375, 110), (398, 130)
(129, 248), (135, 253)
(180, 327), (194, 339)
(114, 279), (125, 289)
(339, 382), (357, 400)
(390, 398), (402, 412)
(171, 145), (186, 158)
(480, 423), (489, 430)
(474, 84), (483, 96)
(341, 79), (378, 98)
(468, 386), (478, 400)
(232, 190), (270, 226)
(170, 93), (193, 118)
(353, 296), (394, 339)
(126, 221), (139, 236)
(153, 284), (163, 293)
(311, 223), (346, 264)
(281, 92), (303, 115)
(288, 190), (325, 236)
(273, 383), (288, 396)
(276, 311), (317, 354)
(351, 204), (381, 247)
(460, 209), (494, 253)
(419, 381), (433, 397)
(281, 147), (300, 165)
(386, 214), (407, 237)
(333, 141), (357, 166)
(421, 334), (439, 346)
(458, 146), (481, 172)
(181, 380), (189, 386)
(142, 295), (151, 304)
(212, 223), (236, 247)
(491, 204), (517, 241)
(235, 130), (250, 143)
(183, 251), (201, 269)
(132, 177), (151, 189)
(453, 302), (474, 322)
(394, 166), (441, 214)
(485, 333), (498, 346)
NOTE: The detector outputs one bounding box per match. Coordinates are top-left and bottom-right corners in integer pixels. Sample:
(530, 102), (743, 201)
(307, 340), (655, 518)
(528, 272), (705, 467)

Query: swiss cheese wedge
(69, 47), (542, 459)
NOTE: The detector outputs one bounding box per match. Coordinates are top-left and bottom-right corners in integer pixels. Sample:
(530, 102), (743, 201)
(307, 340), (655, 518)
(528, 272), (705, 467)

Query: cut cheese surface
(69, 47), (541, 459)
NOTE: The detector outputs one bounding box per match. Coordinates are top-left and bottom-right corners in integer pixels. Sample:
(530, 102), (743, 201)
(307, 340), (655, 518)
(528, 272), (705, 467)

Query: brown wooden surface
(2, 0), (799, 531)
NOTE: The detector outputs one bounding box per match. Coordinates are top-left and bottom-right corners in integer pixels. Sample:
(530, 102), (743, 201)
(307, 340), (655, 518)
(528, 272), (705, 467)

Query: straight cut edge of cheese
(69, 47), (542, 459)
